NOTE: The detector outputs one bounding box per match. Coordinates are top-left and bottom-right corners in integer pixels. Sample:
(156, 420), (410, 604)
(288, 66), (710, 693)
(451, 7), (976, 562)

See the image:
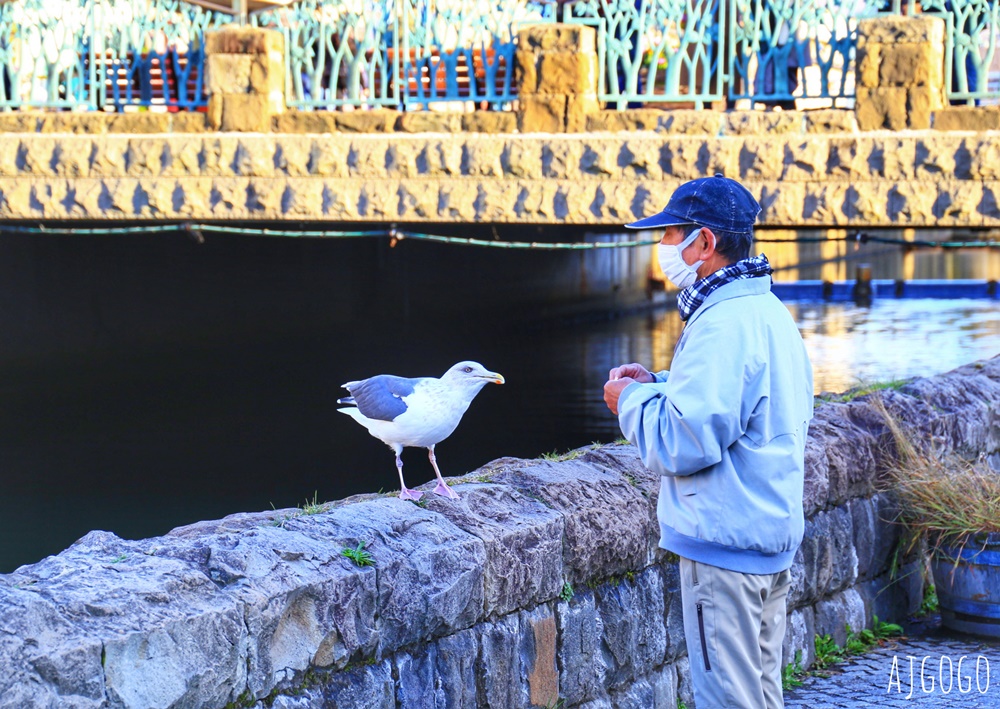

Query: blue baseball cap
(624, 174), (761, 235)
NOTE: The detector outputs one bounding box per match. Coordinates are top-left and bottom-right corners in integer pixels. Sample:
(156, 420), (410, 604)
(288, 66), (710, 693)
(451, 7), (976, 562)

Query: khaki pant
(679, 558), (791, 709)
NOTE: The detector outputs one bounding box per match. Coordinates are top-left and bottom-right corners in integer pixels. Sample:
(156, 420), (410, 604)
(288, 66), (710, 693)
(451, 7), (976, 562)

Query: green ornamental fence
(0, 0), (995, 111)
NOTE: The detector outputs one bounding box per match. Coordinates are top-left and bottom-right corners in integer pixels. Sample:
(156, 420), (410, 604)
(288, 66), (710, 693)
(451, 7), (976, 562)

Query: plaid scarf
(677, 254), (773, 322)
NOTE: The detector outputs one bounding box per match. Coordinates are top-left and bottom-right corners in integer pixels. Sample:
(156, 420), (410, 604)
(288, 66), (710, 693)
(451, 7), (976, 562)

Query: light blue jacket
(618, 277), (813, 574)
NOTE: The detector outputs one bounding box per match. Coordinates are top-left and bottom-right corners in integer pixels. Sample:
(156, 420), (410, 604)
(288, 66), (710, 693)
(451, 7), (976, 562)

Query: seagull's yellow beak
(483, 372), (505, 385)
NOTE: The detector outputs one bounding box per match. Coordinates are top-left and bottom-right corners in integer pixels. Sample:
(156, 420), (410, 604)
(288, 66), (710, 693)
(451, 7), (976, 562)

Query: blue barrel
(932, 534), (1000, 638)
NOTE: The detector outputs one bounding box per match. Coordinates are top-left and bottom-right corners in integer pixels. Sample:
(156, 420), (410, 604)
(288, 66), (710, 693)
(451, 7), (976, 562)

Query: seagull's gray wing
(342, 375), (419, 422)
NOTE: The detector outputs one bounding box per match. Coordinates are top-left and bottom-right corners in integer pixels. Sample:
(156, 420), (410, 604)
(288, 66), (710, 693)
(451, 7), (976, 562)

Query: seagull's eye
(463, 366), (472, 373)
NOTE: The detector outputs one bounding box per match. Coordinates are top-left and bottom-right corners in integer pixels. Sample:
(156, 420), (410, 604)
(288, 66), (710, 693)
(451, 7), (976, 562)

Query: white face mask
(658, 228), (705, 290)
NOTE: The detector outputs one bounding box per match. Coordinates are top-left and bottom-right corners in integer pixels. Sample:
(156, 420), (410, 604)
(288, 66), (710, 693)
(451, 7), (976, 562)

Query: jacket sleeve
(617, 321), (761, 477)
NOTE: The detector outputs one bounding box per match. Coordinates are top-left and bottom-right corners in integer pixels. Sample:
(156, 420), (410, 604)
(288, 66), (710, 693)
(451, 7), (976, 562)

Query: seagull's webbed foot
(394, 452), (422, 502)
(427, 446), (460, 500)
(399, 487), (423, 502)
(432, 481), (460, 500)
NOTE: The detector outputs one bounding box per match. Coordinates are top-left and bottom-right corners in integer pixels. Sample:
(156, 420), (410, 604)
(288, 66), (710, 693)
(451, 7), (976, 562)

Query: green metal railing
(252, 0), (556, 110)
(0, 0), (996, 111)
(0, 0), (233, 111)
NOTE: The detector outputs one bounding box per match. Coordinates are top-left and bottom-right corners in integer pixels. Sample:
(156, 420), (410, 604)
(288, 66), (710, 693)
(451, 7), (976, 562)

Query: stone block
(284, 498), (486, 657)
(0, 586), (106, 708)
(525, 605), (560, 708)
(170, 112), (209, 133)
(856, 45), (881, 89)
(383, 141), (422, 177)
(518, 94), (567, 133)
(4, 531), (249, 709)
(907, 84), (945, 129)
(105, 113), (171, 134)
(332, 110), (399, 133)
(804, 109), (857, 134)
(207, 93), (223, 130)
(423, 483), (563, 617)
(307, 660), (395, 708)
(857, 15), (945, 46)
(595, 566), (668, 688)
(566, 94), (600, 132)
(0, 112), (41, 133)
(38, 112), (109, 135)
(537, 52), (597, 95)
(855, 86), (908, 131)
(814, 587), (866, 647)
(126, 138), (168, 176)
(809, 407), (881, 504)
(576, 139), (621, 178)
(802, 435), (830, 517)
(915, 135), (963, 179)
(394, 630), (478, 708)
(878, 43), (941, 87)
(585, 109), (667, 133)
(461, 111), (517, 133)
(783, 138), (832, 181)
(516, 48), (538, 94)
(501, 138), (543, 178)
(489, 458), (651, 584)
(347, 135), (390, 177)
(648, 662), (680, 709)
(49, 138), (93, 177)
(414, 138), (462, 176)
(934, 106), (1000, 131)
(204, 26), (283, 56)
(661, 109), (721, 135)
(478, 613), (531, 708)
(249, 53), (284, 102)
(725, 110), (802, 136)
(395, 111), (462, 133)
(557, 588), (609, 705)
(788, 506), (857, 608)
(739, 137), (786, 180)
(614, 138), (657, 179)
(610, 678), (655, 708)
(205, 54), (252, 96)
(517, 24), (596, 53)
(461, 138), (505, 176)
(782, 606), (815, 670)
(272, 111), (338, 134)
(220, 94), (273, 132)
(164, 523), (379, 694)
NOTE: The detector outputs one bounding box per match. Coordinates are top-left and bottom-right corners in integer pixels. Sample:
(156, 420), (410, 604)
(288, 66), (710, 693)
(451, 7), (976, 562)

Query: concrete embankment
(1, 357), (998, 708)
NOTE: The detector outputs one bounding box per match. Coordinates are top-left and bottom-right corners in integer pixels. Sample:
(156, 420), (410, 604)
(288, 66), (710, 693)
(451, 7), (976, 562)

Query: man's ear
(697, 228), (718, 260)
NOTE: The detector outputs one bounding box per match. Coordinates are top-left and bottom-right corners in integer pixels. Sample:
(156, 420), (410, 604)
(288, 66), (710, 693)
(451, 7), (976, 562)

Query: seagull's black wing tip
(337, 396), (356, 406)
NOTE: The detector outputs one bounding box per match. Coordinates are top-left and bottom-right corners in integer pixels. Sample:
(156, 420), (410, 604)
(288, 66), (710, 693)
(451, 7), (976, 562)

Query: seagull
(337, 361), (505, 501)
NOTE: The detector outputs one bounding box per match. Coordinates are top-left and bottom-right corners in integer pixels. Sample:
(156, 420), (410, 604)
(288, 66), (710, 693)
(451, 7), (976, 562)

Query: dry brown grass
(874, 396), (1000, 554)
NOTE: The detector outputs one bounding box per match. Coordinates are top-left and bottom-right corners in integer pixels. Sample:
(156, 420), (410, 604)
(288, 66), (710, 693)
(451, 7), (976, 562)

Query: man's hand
(608, 363), (655, 384)
(603, 377), (635, 416)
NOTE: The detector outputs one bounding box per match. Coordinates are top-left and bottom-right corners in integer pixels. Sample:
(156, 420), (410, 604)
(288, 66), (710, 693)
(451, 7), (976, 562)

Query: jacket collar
(683, 276), (772, 328)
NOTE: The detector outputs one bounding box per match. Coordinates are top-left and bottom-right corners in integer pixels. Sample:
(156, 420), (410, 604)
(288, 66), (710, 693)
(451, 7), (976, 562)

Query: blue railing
(252, 0), (556, 110)
(0, 0), (995, 112)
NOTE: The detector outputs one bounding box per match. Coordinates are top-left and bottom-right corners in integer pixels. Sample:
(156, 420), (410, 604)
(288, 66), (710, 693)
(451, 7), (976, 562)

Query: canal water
(0, 231), (996, 572)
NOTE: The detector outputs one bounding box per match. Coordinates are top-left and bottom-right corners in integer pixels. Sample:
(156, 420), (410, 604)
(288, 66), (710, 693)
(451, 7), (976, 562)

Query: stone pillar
(855, 16), (946, 131)
(204, 26), (285, 132)
(516, 25), (600, 133)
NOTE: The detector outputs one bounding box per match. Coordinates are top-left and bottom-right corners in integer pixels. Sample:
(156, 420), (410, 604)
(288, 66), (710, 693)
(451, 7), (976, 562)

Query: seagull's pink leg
(428, 446), (460, 500)
(395, 452), (422, 501)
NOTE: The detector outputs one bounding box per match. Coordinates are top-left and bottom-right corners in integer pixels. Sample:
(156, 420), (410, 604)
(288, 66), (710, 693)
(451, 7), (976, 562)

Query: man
(603, 175), (813, 708)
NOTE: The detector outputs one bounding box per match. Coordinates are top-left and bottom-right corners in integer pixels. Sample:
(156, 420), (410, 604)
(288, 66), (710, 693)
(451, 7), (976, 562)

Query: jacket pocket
(696, 603), (712, 672)
(676, 472), (702, 497)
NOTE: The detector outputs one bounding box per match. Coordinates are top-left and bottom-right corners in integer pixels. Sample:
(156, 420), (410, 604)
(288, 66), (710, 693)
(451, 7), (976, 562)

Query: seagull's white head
(441, 361), (505, 389)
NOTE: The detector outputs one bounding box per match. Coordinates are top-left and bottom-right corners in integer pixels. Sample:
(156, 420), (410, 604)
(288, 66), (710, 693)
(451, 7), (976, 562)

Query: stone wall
(0, 126), (998, 227)
(2, 357), (998, 708)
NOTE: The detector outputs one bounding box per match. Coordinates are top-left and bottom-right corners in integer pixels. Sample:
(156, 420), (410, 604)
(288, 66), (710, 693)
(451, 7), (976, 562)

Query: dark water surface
(0, 231), (997, 572)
